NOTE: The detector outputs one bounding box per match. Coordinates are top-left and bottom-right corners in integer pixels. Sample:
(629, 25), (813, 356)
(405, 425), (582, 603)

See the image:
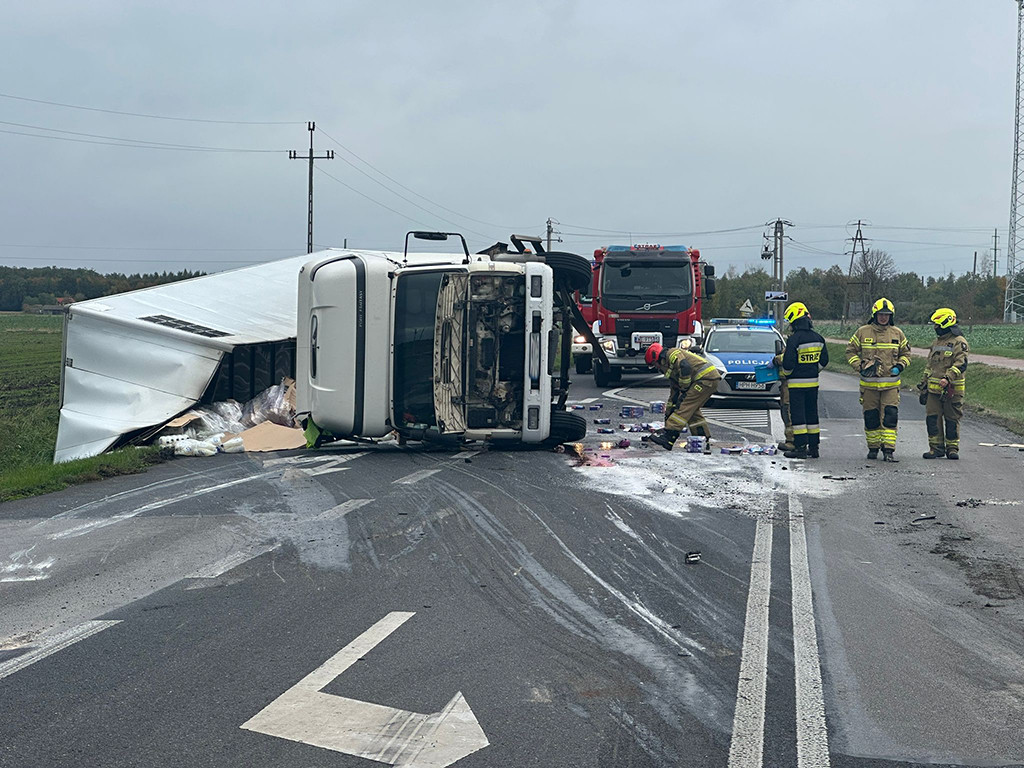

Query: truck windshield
(393, 271), (445, 429)
(706, 330), (779, 354)
(601, 261), (693, 312)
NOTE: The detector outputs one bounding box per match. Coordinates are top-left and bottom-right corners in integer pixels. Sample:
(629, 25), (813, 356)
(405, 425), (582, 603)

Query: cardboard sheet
(237, 421), (307, 452)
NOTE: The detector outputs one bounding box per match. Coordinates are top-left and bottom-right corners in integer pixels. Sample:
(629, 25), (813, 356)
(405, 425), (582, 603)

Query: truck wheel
(574, 355), (592, 375)
(545, 252), (592, 293)
(609, 368), (622, 383)
(543, 410), (587, 446)
(594, 364), (611, 388)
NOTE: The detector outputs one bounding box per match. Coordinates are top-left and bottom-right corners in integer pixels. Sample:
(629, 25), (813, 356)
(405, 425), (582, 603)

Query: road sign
(739, 299), (754, 317)
(242, 612), (489, 766)
(765, 291), (788, 302)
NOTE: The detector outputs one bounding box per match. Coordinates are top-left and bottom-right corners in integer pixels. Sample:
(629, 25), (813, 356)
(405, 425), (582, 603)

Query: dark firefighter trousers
(925, 393), (963, 453)
(789, 386), (820, 452)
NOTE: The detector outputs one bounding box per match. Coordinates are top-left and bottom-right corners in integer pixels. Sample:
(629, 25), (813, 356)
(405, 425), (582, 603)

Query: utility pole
(1005, 0), (1024, 322)
(973, 251), (978, 277)
(993, 228), (1000, 277)
(289, 122), (334, 254)
(762, 219), (792, 325)
(546, 217), (562, 251)
(842, 220), (870, 327)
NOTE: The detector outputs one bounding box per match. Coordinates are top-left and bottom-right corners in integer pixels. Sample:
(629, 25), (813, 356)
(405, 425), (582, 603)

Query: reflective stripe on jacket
(845, 322), (911, 389)
(664, 347), (720, 397)
(781, 325), (828, 388)
(924, 327), (968, 396)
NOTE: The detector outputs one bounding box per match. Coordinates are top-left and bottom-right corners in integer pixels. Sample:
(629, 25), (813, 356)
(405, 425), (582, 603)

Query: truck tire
(574, 355), (592, 375)
(544, 252), (592, 293)
(543, 410), (587, 446)
(594, 364), (611, 388)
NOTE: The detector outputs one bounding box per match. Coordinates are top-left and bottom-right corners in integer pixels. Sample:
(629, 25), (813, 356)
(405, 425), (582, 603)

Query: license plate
(632, 332), (662, 349)
(735, 381), (767, 390)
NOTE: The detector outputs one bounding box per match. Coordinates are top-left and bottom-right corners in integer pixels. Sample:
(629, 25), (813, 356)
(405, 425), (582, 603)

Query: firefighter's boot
(881, 448), (899, 463)
(866, 448), (879, 460)
(784, 436), (808, 460)
(807, 433), (820, 459)
(922, 448), (944, 459)
(648, 429), (679, 451)
(946, 449), (959, 460)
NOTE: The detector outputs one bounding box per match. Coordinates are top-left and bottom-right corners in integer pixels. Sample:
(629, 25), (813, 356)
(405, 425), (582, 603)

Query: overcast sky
(0, 1), (1018, 279)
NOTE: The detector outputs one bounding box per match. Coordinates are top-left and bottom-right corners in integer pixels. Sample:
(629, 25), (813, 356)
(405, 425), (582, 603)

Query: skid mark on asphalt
(430, 472), (732, 733)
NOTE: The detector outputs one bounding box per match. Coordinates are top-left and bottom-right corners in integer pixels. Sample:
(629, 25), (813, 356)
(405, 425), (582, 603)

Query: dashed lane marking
(187, 543), (281, 582)
(316, 499), (373, 521)
(393, 468), (442, 485)
(0, 621), (121, 681)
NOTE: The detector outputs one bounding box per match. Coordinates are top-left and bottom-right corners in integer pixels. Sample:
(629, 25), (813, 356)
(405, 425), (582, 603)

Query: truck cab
(297, 232), (591, 446)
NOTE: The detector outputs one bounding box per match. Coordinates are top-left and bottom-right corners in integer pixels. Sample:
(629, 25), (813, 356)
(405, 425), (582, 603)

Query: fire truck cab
(571, 244), (715, 387)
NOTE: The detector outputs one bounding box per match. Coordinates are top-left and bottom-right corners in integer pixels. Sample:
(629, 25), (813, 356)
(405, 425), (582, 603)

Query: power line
(556, 222), (765, 236)
(0, 91), (302, 125)
(0, 125), (280, 152)
(311, 133), (496, 240)
(317, 127), (529, 232)
(315, 167), (436, 229)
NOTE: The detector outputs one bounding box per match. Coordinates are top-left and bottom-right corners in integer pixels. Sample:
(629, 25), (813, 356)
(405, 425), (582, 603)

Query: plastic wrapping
(159, 378), (297, 442)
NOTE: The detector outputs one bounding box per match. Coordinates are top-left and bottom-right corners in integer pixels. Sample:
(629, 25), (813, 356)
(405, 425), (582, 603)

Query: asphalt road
(1, 371), (1023, 767)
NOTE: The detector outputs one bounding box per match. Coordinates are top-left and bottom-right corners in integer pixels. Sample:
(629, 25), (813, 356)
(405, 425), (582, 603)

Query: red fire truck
(571, 244), (716, 386)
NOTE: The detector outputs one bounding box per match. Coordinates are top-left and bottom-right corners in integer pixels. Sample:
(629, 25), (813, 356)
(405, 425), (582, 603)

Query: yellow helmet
(784, 301), (809, 324)
(930, 307), (957, 329)
(871, 297), (895, 316)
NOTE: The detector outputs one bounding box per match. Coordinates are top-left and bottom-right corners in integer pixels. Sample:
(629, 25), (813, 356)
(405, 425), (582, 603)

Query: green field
(0, 313), (160, 502)
(824, 342), (1024, 436)
(816, 322), (1024, 360)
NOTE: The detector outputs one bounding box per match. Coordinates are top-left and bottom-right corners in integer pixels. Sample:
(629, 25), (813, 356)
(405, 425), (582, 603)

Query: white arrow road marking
(241, 611), (489, 767)
(0, 621), (121, 681)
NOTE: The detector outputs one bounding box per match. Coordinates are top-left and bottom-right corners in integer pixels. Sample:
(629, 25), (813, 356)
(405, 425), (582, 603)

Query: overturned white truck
(53, 232), (605, 462)
(298, 232), (602, 448)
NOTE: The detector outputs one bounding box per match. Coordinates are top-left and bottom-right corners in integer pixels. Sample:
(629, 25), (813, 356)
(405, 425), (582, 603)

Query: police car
(702, 318), (785, 399)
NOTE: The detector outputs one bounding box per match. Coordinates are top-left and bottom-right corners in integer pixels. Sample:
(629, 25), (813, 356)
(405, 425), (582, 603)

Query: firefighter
(845, 298), (912, 461)
(643, 342), (721, 451)
(778, 302), (828, 459)
(919, 307), (969, 460)
(775, 360), (796, 452)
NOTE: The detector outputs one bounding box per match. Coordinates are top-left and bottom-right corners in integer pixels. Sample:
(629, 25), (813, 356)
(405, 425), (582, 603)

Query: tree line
(704, 250), (1008, 324)
(0, 266), (206, 311)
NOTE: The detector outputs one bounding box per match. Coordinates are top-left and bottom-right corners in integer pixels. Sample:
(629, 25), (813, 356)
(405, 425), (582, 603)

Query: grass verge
(0, 313), (165, 504)
(824, 342), (1024, 436)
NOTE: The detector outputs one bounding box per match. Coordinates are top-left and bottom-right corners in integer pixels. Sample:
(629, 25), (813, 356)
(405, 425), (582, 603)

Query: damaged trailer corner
(53, 253), (316, 463)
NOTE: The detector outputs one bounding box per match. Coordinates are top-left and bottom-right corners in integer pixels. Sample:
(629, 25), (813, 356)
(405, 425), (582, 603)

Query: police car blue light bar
(710, 317), (776, 326)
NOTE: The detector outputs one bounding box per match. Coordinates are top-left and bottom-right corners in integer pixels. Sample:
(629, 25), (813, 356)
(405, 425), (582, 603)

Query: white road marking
(266, 451), (369, 469)
(49, 471), (275, 540)
(302, 465), (350, 477)
(188, 543), (281, 581)
(241, 612), (489, 766)
(394, 468), (442, 485)
(789, 494), (832, 767)
(316, 499), (373, 521)
(728, 516), (773, 768)
(0, 621), (121, 681)
(768, 408), (785, 442)
(578, 397), (597, 403)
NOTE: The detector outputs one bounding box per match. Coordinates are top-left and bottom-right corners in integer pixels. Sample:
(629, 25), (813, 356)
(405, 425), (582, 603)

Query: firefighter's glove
(890, 365), (903, 376)
(860, 362), (877, 377)
(919, 391), (928, 406)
